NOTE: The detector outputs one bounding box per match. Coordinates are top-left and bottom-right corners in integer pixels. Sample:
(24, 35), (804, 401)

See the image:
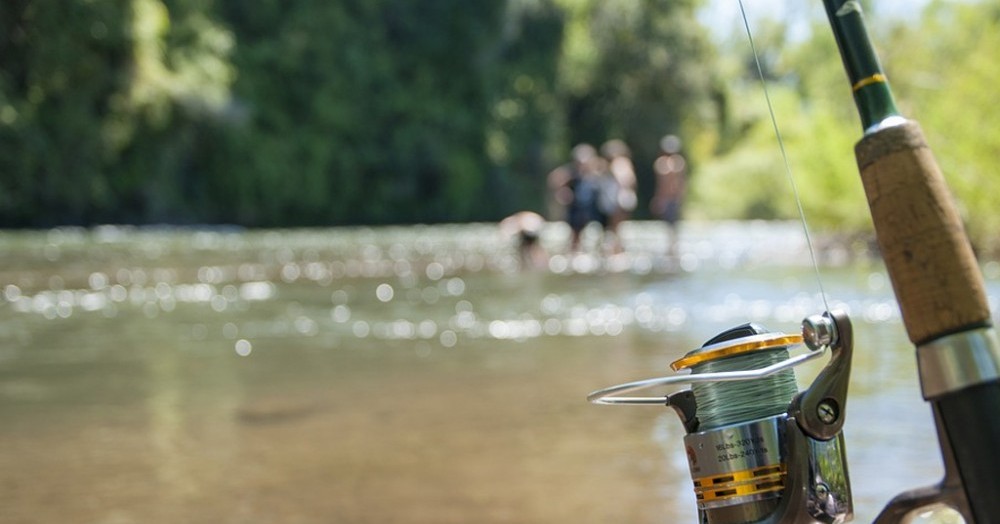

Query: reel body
(588, 311), (855, 524)
(683, 413), (851, 524)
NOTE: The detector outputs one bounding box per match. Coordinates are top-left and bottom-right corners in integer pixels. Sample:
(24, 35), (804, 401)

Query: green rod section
(822, 0), (901, 132)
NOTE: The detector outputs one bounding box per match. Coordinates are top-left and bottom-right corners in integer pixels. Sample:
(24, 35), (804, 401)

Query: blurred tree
(6, 0), (997, 240)
(118, 0), (235, 223)
(482, 0), (566, 216)
(553, 0), (719, 215)
(886, 0), (1000, 253)
(687, 2), (975, 240)
(0, 0), (232, 226)
(0, 1), (130, 225)
(209, 0), (508, 225)
(0, 0), (723, 227)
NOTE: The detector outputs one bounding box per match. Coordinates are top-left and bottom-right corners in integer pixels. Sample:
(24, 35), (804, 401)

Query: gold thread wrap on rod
(852, 72), (887, 92)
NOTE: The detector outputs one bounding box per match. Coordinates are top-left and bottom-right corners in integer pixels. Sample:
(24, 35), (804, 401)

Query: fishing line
(737, 0), (831, 315)
(691, 347), (798, 430)
(669, 3), (834, 430)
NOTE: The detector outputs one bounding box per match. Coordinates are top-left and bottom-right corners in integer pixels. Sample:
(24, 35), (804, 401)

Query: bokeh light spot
(235, 339), (252, 356)
(376, 283), (394, 302)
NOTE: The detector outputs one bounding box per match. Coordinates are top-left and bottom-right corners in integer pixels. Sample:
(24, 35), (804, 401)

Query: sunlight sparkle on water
(439, 330), (458, 347)
(234, 339), (252, 356)
(375, 283), (394, 302)
(0, 222), (980, 524)
(331, 305), (351, 323)
(0, 222), (966, 358)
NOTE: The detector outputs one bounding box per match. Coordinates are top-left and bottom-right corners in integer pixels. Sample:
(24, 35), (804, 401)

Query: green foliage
(885, 0), (1000, 252)
(0, 0), (233, 226)
(553, 0), (718, 205)
(689, 3), (1000, 245)
(0, 1), (131, 225)
(0, 0), (718, 227)
(206, 0), (513, 225)
(484, 0), (567, 214)
(691, 128), (868, 226)
(688, 23), (868, 232)
(8, 0), (996, 240)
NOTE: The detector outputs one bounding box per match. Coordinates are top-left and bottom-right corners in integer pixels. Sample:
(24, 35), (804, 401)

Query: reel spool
(588, 310), (855, 524)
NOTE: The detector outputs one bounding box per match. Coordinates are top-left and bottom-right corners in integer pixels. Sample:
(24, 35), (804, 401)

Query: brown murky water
(1, 222), (991, 523)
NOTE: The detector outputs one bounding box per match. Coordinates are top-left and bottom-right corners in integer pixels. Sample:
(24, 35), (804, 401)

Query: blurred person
(498, 211), (547, 269)
(650, 134), (687, 258)
(547, 143), (605, 252)
(598, 139), (637, 254)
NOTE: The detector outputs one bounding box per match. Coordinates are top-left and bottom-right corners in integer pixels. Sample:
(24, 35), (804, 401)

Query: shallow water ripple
(0, 221), (995, 523)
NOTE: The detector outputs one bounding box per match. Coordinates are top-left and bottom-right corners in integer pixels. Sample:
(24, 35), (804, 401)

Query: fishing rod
(587, 1), (1000, 522)
(824, 0), (1000, 521)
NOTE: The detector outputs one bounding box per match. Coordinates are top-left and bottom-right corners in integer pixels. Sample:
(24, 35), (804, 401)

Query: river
(1, 220), (989, 523)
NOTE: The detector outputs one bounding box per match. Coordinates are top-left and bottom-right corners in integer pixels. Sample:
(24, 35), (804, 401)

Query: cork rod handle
(855, 121), (991, 345)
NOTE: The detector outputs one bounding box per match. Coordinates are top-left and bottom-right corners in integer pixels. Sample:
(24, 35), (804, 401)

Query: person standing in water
(547, 143), (604, 253)
(597, 139), (637, 255)
(650, 134), (687, 258)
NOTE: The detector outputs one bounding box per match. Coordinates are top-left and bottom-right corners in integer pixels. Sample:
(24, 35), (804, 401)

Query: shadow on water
(1, 221), (998, 523)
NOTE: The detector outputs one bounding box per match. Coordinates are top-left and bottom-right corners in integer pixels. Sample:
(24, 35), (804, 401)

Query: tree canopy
(0, 0), (715, 227)
(686, 0), (1000, 252)
(3, 0), (1000, 254)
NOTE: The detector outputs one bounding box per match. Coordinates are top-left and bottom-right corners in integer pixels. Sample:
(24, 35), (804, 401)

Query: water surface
(1, 221), (994, 523)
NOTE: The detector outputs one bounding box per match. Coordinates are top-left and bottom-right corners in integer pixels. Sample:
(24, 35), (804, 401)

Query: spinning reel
(588, 310), (854, 524)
